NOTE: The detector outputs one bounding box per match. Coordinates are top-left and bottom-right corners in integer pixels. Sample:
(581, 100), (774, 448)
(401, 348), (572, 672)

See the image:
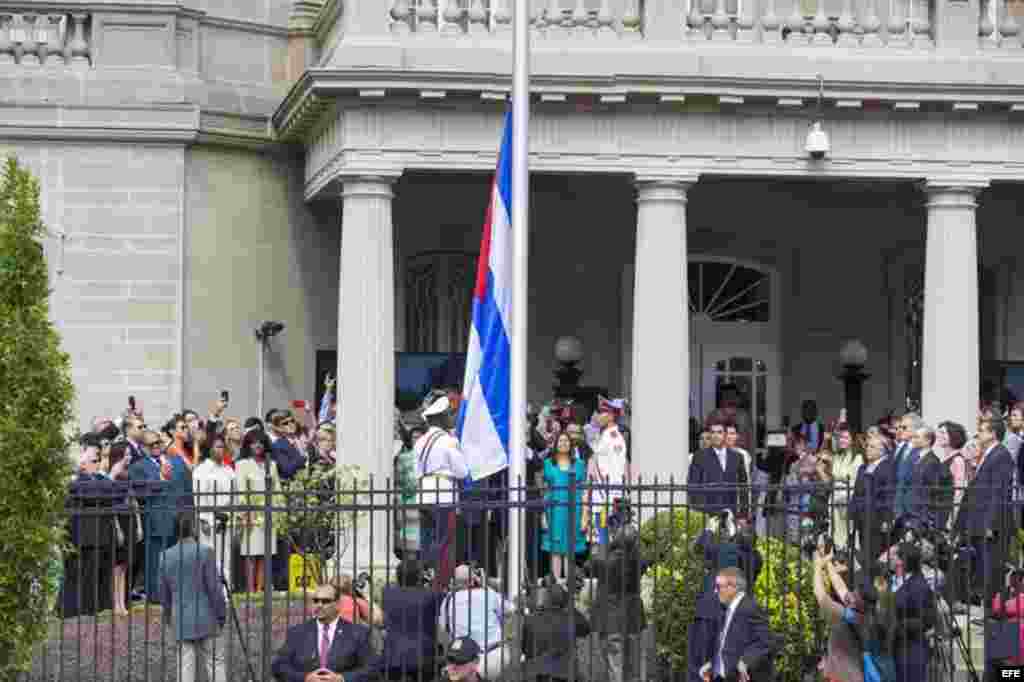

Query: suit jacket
(376, 586), (444, 672)
(127, 454), (191, 538)
(688, 591), (723, 682)
(710, 594), (780, 682)
(519, 606), (591, 680)
(272, 618), (374, 682)
(891, 573), (934, 676)
(159, 538), (226, 642)
(66, 475), (118, 549)
(956, 443), (1016, 538)
(687, 448), (750, 518)
(891, 442), (921, 519)
(907, 450), (947, 529)
(586, 541), (646, 635)
(849, 456), (897, 532)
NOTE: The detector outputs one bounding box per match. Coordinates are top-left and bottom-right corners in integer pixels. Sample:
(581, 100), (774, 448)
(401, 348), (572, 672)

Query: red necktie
(320, 625), (330, 670)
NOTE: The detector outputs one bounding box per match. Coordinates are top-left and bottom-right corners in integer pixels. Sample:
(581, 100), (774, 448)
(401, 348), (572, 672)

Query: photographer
(586, 523), (646, 682)
(515, 578), (591, 682)
(439, 565), (514, 681)
(888, 543), (935, 682)
(335, 573), (384, 627)
(811, 546), (863, 682)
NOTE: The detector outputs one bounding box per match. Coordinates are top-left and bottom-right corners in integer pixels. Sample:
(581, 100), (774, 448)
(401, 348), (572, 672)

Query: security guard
(444, 637), (482, 682)
(414, 394), (470, 588)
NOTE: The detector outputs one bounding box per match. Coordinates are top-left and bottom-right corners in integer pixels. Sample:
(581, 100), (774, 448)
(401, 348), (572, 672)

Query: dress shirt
(714, 592), (746, 677)
(715, 448), (728, 473)
(440, 587), (512, 649)
(320, 618), (340, 666)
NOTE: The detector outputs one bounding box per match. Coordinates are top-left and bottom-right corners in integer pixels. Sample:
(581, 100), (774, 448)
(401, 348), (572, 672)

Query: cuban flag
(456, 110), (513, 481)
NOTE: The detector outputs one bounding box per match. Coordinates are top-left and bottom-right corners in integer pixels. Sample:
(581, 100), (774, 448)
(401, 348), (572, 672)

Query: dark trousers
(422, 508), (458, 589)
(969, 535), (1008, 608)
(143, 534), (173, 600)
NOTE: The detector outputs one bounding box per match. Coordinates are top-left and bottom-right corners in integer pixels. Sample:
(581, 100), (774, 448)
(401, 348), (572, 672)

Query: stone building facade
(5, 0), (1024, 480)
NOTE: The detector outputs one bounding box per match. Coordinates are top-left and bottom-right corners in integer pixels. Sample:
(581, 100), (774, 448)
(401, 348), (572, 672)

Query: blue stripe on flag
(471, 270), (512, 456)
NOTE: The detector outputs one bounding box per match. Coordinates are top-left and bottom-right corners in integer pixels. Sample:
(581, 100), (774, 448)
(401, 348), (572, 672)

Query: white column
(337, 175), (397, 480)
(335, 174), (397, 572)
(921, 179), (987, 432)
(632, 177), (693, 481)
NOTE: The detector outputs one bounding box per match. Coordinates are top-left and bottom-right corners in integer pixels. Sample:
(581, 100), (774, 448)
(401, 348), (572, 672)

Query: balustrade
(380, 0), (969, 48)
(0, 11), (91, 67)
(982, 0), (1023, 48)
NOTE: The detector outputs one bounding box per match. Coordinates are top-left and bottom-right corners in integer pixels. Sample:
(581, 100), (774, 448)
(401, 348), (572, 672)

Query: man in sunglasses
(273, 582), (375, 682)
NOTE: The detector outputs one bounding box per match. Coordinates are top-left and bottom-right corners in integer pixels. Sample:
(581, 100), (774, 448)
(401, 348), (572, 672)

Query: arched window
(688, 260), (771, 323)
(404, 251), (476, 353)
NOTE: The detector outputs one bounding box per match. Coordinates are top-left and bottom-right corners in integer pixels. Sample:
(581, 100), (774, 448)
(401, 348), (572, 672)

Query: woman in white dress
(235, 430), (280, 593)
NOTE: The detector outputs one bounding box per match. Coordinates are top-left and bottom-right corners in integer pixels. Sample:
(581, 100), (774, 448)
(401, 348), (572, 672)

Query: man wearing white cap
(415, 394), (470, 589)
(588, 397), (631, 546)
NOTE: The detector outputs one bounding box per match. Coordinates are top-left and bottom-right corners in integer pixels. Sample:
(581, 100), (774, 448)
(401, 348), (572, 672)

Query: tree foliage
(639, 509), (825, 681)
(0, 156), (75, 676)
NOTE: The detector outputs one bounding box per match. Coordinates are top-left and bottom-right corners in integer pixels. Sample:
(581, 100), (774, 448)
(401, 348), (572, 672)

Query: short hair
(903, 412), (923, 430)
(183, 409), (199, 420)
(915, 425), (936, 447)
(718, 566), (747, 592)
(982, 416), (1007, 443)
(319, 582), (341, 600)
(939, 421), (968, 450)
(239, 430), (273, 460)
(176, 511), (196, 539)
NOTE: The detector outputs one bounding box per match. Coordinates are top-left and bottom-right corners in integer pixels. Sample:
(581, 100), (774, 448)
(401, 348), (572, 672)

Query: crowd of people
(54, 379), (1024, 682)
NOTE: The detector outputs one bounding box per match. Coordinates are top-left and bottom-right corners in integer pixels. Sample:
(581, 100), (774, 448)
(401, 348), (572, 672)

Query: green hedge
(639, 510), (825, 681)
(0, 156), (75, 676)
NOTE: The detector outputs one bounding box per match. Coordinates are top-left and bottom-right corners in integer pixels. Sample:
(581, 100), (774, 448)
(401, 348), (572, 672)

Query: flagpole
(508, 0), (530, 602)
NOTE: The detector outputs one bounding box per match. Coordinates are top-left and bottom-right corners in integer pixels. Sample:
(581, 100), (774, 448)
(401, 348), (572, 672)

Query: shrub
(639, 509), (826, 682)
(277, 463), (372, 579)
(0, 156), (75, 676)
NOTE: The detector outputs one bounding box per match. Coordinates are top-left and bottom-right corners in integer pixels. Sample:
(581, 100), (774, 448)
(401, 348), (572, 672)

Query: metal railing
(16, 475), (1023, 681)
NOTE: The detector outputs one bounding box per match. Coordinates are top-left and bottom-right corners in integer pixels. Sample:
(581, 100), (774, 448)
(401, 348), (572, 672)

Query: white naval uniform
(414, 426), (470, 505)
(590, 425), (629, 507)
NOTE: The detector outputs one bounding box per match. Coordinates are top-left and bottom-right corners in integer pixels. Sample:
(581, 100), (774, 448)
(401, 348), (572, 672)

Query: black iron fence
(16, 475), (1024, 681)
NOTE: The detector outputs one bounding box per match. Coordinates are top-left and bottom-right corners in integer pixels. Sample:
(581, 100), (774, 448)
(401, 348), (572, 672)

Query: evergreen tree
(0, 156), (75, 675)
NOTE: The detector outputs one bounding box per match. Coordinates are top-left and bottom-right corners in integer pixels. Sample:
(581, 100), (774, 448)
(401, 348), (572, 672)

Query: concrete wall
(0, 141), (185, 430)
(183, 146), (332, 423)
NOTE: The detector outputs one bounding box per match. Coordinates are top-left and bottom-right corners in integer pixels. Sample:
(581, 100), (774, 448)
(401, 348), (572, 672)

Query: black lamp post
(553, 336), (584, 399)
(838, 339), (869, 434)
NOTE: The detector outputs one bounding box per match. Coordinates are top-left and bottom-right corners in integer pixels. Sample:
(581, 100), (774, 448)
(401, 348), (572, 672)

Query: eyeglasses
(311, 598), (334, 605)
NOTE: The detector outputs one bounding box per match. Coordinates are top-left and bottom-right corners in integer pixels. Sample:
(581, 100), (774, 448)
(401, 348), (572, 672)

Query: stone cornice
(0, 102), (282, 148)
(274, 66), (1024, 141)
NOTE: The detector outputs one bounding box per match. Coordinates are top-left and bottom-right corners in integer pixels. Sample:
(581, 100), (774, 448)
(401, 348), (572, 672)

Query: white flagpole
(508, 0), (530, 602)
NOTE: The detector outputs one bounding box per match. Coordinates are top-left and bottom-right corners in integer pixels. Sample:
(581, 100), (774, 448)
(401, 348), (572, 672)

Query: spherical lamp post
(838, 339), (870, 433)
(553, 336), (584, 399)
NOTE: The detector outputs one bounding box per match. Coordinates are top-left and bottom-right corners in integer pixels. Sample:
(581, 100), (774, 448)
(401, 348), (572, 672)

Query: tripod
(930, 595), (980, 682)
(217, 524), (259, 682)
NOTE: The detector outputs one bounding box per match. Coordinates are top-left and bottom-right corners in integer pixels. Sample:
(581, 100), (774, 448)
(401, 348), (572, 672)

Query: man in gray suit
(160, 511), (229, 682)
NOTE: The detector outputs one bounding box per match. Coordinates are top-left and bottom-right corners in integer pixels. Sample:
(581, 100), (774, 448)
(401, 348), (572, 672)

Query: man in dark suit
(955, 416), (1017, 609)
(699, 567), (780, 682)
(906, 424), (947, 532)
(128, 427), (188, 603)
(160, 512), (228, 682)
(848, 434), (897, 558)
(376, 559), (445, 681)
(688, 421), (750, 520)
(273, 582), (375, 682)
(891, 413), (922, 521)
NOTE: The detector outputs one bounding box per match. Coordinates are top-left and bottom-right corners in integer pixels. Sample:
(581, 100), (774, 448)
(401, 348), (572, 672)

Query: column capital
(336, 172), (401, 199)
(921, 177), (989, 199)
(634, 175), (699, 201)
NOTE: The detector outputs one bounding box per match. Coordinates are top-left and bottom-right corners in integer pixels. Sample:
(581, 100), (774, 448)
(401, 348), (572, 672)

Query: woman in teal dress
(542, 432), (589, 580)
